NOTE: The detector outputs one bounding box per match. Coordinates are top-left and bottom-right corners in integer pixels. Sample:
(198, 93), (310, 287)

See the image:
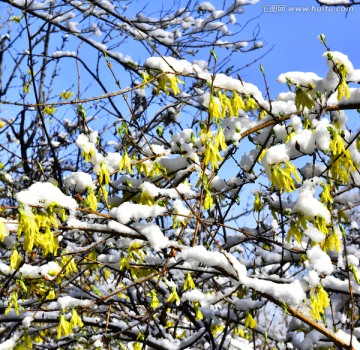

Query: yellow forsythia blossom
(244, 313), (257, 329)
(167, 287), (180, 305)
(215, 128), (227, 151)
(5, 291), (21, 316)
(203, 189), (214, 210)
(86, 188), (98, 211)
(10, 249), (22, 271)
(18, 208), (38, 252)
(99, 162), (110, 185)
(183, 273), (196, 290)
(119, 256), (130, 271)
(60, 91), (74, 100)
(43, 105), (56, 116)
(269, 161), (301, 193)
(194, 302), (203, 320)
(70, 308), (84, 328)
(208, 95), (222, 122)
(119, 151), (133, 174)
(320, 182), (333, 204)
(147, 290), (160, 309)
(210, 324), (225, 337)
(61, 255), (78, 275)
(310, 285), (330, 320)
(337, 63), (350, 101)
(244, 96), (258, 112)
(230, 91), (245, 116)
(57, 314), (72, 339)
(0, 220), (8, 242)
(218, 91), (232, 119)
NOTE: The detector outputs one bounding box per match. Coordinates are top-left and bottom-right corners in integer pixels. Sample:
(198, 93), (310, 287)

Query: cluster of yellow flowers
(310, 285), (330, 320)
(328, 128), (357, 184)
(57, 309), (84, 339)
(336, 62), (350, 101)
(142, 71), (184, 96)
(17, 205), (61, 255)
(209, 91), (257, 122)
(269, 160), (301, 193)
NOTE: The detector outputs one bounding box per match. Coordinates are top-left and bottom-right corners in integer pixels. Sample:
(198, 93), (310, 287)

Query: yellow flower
(119, 256), (130, 271)
(203, 141), (223, 170)
(320, 182), (333, 204)
(99, 162), (110, 185)
(194, 302), (203, 320)
(314, 216), (328, 235)
(230, 91), (245, 116)
(82, 148), (94, 164)
(61, 255), (78, 275)
(244, 312), (257, 329)
(253, 192), (264, 212)
(60, 91), (74, 100)
(208, 95), (222, 122)
(167, 75), (184, 96)
(119, 151), (133, 174)
(43, 105), (56, 116)
(139, 189), (156, 206)
(133, 342), (142, 350)
(86, 188), (98, 211)
(183, 273), (196, 290)
(203, 189), (214, 210)
(336, 63), (350, 101)
(57, 314), (72, 339)
(269, 161), (301, 193)
(218, 91), (231, 118)
(70, 308), (84, 328)
(210, 324), (225, 337)
(295, 87), (315, 111)
(5, 291), (21, 316)
(0, 220), (8, 242)
(215, 128), (227, 151)
(18, 208), (38, 252)
(244, 96), (258, 112)
(310, 285), (329, 320)
(167, 287), (180, 305)
(147, 290), (160, 309)
(323, 230), (341, 252)
(10, 249), (22, 271)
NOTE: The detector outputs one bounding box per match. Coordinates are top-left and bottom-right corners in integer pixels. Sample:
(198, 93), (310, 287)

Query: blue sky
(238, 1), (360, 96)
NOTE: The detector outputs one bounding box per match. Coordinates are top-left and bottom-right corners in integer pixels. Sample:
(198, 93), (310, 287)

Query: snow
(20, 261), (61, 279)
(132, 222), (169, 251)
(110, 202), (167, 224)
(22, 316), (34, 327)
(145, 56), (202, 75)
(16, 182), (77, 210)
(262, 143), (289, 167)
(293, 178), (331, 223)
(64, 172), (95, 193)
(318, 0), (351, 5)
(52, 51), (76, 58)
(307, 245), (334, 276)
(57, 296), (93, 310)
(304, 227), (325, 243)
(335, 330), (360, 350)
(308, 270), (320, 288)
(140, 181), (195, 200)
(0, 336), (18, 350)
(182, 289), (214, 306)
(198, 2), (216, 12)
(277, 71), (322, 86)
